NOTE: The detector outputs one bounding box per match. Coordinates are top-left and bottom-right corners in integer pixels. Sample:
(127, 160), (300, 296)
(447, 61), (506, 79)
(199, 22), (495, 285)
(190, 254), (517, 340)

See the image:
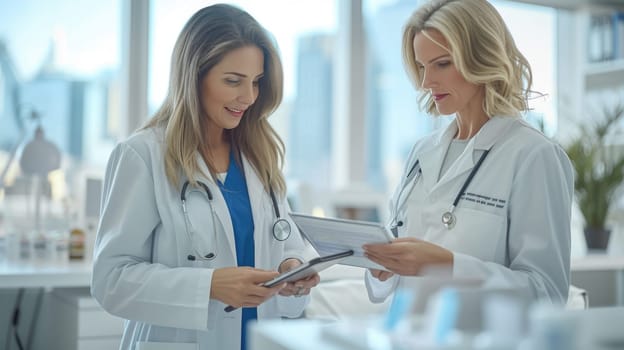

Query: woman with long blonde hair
(364, 0), (573, 307)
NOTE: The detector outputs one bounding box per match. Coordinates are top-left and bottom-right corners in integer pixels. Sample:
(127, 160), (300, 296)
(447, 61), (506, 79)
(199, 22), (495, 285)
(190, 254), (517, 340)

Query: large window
(149, 0), (338, 192)
(493, 0), (557, 133)
(0, 1), (122, 169)
(0, 1), (558, 220)
(0, 0), (121, 227)
(149, 0), (556, 212)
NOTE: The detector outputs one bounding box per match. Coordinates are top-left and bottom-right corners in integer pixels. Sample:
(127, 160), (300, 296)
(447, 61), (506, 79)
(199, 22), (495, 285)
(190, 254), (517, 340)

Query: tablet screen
(289, 212), (393, 270)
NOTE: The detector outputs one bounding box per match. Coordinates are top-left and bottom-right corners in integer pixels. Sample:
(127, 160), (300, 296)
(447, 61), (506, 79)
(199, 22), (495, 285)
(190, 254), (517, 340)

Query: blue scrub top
(218, 150), (256, 350)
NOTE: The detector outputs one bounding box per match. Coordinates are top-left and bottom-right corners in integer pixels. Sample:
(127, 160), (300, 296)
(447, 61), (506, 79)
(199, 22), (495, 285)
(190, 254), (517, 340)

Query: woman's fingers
(364, 238), (453, 276)
(369, 268), (395, 281)
(211, 267), (283, 307)
(279, 273), (320, 297)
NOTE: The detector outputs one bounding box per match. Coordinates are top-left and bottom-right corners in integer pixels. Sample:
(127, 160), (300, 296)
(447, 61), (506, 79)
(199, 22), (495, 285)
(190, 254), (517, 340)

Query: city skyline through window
(0, 0), (556, 202)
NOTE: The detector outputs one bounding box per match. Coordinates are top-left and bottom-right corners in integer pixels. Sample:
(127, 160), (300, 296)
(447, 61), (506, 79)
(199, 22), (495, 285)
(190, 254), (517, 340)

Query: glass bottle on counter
(68, 214), (86, 261)
(69, 228), (85, 260)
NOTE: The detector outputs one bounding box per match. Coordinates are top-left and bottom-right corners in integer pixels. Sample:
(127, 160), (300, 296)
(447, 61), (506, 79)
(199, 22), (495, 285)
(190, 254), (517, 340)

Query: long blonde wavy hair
(143, 4), (286, 195)
(402, 0), (534, 117)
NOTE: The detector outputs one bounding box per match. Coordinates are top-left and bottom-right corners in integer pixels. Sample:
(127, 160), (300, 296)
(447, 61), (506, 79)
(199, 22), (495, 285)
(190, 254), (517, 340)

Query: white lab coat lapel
(431, 116), (516, 193)
(194, 152), (237, 260)
(418, 120), (458, 192)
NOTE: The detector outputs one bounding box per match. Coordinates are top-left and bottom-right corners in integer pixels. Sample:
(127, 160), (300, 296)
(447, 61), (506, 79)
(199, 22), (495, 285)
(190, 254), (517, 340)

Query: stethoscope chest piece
(441, 211), (456, 230)
(273, 218), (291, 241)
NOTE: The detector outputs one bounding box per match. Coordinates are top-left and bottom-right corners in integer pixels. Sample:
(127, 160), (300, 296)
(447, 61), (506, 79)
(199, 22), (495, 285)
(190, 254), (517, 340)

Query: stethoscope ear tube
(441, 149), (489, 230)
(389, 160), (421, 235)
(268, 186), (281, 218)
(181, 180), (218, 261)
(181, 180), (292, 261)
(390, 148), (490, 233)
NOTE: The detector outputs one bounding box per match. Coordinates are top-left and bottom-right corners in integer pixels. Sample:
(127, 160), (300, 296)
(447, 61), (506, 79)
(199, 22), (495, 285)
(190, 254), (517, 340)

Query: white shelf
(585, 58), (624, 75)
(584, 59), (624, 88)
(0, 260), (92, 289)
(572, 254), (624, 271)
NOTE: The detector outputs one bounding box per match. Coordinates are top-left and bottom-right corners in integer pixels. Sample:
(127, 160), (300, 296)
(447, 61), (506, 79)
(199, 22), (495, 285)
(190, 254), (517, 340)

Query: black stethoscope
(389, 149), (490, 235)
(181, 180), (291, 261)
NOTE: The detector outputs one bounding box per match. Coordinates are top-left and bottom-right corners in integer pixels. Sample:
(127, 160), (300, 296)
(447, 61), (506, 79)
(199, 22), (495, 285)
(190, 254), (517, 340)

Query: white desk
(571, 254), (624, 306)
(0, 260), (92, 289)
(0, 260), (123, 350)
(250, 307), (624, 350)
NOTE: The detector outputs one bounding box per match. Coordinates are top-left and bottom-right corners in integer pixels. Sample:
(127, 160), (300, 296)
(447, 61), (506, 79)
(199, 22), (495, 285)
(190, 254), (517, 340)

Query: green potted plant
(564, 103), (624, 251)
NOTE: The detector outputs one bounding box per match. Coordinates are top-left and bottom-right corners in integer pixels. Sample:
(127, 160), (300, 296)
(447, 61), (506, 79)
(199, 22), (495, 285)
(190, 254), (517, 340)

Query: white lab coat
(366, 116), (573, 305)
(91, 127), (312, 350)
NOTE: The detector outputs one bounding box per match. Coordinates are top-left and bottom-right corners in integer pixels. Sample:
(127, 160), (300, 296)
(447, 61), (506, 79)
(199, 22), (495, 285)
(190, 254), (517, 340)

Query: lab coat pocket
(207, 301), (220, 329)
(443, 207), (505, 262)
(207, 299), (235, 330)
(136, 341), (199, 350)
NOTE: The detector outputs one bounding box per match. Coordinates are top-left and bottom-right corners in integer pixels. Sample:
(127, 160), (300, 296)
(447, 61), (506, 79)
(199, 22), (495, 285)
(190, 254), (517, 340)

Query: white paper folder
(289, 212), (394, 270)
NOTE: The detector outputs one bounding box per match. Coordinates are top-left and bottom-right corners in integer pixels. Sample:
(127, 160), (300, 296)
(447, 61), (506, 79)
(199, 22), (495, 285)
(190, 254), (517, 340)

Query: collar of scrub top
(216, 151), (291, 242)
(390, 116), (518, 235)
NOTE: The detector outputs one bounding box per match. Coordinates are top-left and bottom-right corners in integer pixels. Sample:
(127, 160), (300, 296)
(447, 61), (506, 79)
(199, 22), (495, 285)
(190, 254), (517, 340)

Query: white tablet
(224, 250), (353, 312)
(289, 212), (394, 270)
(262, 250), (354, 287)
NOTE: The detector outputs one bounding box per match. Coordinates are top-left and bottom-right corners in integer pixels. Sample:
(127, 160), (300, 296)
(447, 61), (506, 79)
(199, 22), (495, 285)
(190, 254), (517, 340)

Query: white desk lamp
(0, 110), (39, 189)
(19, 125), (61, 175)
(18, 119), (61, 233)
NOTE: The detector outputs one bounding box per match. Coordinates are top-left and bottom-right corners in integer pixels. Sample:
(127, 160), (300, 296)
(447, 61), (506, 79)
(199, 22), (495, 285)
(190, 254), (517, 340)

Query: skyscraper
(288, 33), (334, 189)
(366, 0), (447, 192)
(0, 40), (23, 152)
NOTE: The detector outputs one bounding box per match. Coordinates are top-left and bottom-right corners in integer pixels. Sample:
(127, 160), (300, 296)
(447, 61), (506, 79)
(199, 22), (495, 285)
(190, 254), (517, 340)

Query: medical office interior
(1, 0), (624, 349)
